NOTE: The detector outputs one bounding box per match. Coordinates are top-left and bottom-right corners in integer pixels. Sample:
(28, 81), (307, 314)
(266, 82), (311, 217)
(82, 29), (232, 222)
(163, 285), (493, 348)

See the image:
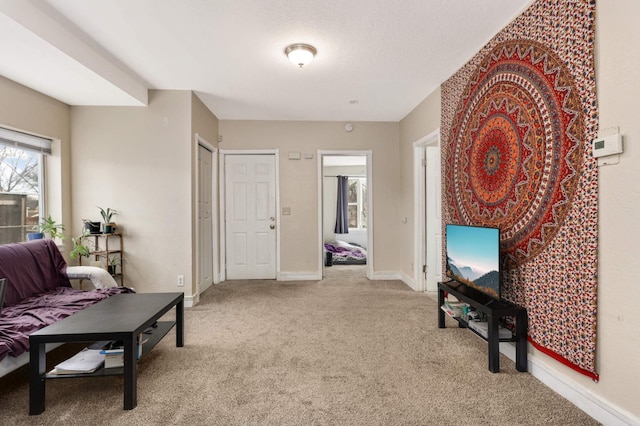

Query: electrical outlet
(177, 275), (184, 287)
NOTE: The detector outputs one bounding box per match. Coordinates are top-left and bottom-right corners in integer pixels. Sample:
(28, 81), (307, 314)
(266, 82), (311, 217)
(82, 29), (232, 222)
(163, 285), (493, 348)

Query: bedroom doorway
(318, 151), (373, 280)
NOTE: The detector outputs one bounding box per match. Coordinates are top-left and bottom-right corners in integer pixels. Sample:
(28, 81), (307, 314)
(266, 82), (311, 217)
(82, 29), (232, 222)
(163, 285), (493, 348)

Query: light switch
(282, 207), (292, 215)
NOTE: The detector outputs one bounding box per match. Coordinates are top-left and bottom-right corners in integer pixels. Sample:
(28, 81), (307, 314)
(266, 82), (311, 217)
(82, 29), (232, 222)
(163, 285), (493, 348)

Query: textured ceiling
(0, 0), (532, 121)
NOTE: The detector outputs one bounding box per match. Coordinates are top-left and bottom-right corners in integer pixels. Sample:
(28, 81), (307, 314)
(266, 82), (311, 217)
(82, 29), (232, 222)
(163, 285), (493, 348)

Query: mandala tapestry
(441, 0), (598, 380)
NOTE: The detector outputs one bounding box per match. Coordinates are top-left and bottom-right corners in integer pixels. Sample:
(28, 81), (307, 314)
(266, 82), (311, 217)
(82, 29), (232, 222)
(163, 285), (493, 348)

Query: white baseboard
(370, 271), (402, 280)
(499, 340), (639, 425)
(400, 272), (418, 291)
(184, 294), (195, 308)
(278, 272), (322, 281)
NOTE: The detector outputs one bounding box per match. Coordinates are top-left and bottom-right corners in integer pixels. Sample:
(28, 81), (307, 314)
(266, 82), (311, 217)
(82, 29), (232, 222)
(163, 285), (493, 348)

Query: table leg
(176, 298), (184, 347)
(437, 288), (445, 328)
(29, 341), (46, 415)
(488, 314), (500, 373)
(515, 311), (528, 372)
(123, 334), (138, 410)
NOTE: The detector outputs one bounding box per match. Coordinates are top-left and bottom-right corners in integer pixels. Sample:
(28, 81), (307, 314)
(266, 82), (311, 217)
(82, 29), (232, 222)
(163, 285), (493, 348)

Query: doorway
(318, 150), (373, 280)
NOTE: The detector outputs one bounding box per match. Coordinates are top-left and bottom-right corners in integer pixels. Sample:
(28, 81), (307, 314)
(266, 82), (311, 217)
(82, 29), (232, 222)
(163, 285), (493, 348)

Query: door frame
(317, 150), (373, 280)
(413, 128), (441, 292)
(219, 149), (280, 281)
(194, 134), (218, 299)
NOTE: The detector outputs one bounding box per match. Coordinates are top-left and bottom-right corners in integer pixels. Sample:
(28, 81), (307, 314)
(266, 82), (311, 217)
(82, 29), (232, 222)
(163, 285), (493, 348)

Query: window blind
(0, 127), (52, 154)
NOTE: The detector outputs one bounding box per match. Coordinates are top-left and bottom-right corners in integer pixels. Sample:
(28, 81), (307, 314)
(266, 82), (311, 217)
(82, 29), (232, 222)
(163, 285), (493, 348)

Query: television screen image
(445, 224), (500, 299)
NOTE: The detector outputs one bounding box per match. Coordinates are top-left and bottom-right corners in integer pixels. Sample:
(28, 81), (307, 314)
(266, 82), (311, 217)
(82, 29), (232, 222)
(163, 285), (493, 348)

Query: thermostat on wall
(592, 133), (623, 158)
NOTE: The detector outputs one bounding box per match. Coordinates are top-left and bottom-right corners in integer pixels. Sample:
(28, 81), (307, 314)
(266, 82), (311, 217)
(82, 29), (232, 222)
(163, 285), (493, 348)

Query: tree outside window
(348, 178), (367, 229)
(0, 145), (41, 244)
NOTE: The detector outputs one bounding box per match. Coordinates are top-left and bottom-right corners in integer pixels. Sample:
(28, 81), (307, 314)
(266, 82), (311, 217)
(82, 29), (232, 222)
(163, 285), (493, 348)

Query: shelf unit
(438, 280), (528, 373)
(79, 233), (124, 285)
(43, 321), (175, 379)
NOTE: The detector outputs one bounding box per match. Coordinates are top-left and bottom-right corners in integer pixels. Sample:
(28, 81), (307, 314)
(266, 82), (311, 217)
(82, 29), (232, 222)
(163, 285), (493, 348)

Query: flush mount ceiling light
(284, 43), (317, 68)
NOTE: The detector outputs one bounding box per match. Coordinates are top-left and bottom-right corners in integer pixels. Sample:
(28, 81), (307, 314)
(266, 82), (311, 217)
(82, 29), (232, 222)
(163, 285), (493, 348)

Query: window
(0, 127), (51, 244)
(347, 177), (367, 229)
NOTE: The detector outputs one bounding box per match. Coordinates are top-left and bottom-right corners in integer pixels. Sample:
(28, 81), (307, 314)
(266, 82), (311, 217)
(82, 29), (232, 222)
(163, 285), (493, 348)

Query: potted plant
(26, 225), (44, 240)
(69, 234), (92, 260)
(97, 207), (118, 234)
(82, 219), (101, 235)
(39, 215), (65, 239)
(106, 256), (121, 275)
(28, 215), (64, 240)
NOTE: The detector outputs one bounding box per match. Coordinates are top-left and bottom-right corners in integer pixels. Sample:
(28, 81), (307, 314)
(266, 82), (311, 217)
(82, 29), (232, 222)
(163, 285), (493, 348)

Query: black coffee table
(29, 292), (184, 415)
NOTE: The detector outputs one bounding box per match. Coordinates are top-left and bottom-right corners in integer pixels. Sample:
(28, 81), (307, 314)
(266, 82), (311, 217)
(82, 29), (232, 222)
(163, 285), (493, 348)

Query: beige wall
(398, 88), (441, 279)
(397, 1), (640, 421)
(218, 120), (400, 274)
(191, 93), (219, 147)
(70, 90), (194, 295)
(589, 0), (640, 418)
(0, 76), (71, 250)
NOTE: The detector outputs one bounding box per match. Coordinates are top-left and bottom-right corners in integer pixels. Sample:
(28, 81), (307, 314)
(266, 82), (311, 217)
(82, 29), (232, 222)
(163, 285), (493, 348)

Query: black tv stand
(438, 280), (528, 373)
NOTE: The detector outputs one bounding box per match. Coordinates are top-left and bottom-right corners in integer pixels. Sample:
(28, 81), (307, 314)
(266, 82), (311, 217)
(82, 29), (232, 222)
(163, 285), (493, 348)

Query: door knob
(270, 224), (275, 229)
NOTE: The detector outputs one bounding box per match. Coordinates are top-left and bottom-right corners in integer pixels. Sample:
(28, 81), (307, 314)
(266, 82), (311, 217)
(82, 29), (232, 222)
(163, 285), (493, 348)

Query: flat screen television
(445, 224), (500, 300)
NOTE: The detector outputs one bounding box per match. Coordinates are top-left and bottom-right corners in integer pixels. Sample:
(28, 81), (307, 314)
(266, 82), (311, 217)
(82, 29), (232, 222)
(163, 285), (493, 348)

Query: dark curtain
(335, 175), (349, 234)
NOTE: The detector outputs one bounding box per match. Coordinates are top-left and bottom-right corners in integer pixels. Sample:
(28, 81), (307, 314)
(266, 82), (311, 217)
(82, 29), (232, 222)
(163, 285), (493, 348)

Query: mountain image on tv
(446, 257), (500, 299)
(445, 224), (500, 299)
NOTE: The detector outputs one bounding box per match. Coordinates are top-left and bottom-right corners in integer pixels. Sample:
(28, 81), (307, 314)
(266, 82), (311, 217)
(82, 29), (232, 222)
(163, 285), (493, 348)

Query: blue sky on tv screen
(446, 225), (499, 275)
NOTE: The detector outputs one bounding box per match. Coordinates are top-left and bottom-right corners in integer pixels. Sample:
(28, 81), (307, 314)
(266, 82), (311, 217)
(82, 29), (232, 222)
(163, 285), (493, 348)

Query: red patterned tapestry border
(441, 0), (598, 378)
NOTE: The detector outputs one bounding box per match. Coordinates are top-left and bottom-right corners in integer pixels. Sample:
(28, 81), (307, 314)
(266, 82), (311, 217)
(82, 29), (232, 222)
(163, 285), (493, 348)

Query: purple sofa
(0, 239), (134, 376)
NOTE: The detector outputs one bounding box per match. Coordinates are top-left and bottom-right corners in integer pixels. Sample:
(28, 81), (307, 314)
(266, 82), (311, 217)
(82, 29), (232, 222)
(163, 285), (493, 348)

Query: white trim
(212, 148), (220, 284)
(219, 149), (280, 281)
(494, 344), (640, 426)
(183, 294), (196, 308)
(221, 149), (277, 155)
(194, 134), (218, 297)
(369, 271), (402, 281)
(401, 272), (418, 291)
(278, 272), (322, 281)
(528, 363), (640, 425)
(318, 150), (373, 280)
(413, 129), (440, 292)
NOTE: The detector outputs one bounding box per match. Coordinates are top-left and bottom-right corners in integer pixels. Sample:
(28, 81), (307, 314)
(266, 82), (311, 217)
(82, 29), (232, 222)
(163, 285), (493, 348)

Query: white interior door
(197, 144), (213, 293)
(425, 146), (442, 291)
(225, 154), (277, 279)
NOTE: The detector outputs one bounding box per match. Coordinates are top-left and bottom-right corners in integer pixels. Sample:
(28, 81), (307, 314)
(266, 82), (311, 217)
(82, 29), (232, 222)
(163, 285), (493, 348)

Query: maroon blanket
(0, 286), (134, 361)
(0, 239), (71, 308)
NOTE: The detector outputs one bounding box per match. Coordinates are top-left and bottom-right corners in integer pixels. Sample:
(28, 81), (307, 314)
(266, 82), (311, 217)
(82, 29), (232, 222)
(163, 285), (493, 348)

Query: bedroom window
(0, 127), (51, 244)
(348, 177), (367, 229)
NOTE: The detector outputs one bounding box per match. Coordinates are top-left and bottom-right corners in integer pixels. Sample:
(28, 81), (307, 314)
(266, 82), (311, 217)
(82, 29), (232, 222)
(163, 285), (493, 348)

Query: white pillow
(66, 266), (118, 289)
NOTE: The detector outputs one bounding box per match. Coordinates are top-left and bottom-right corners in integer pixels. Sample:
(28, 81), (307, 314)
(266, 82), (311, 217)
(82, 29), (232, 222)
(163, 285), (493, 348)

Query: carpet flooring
(0, 266), (599, 425)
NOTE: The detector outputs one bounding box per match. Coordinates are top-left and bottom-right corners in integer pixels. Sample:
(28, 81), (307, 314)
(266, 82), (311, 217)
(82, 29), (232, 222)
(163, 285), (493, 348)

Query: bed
(324, 240), (367, 266)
